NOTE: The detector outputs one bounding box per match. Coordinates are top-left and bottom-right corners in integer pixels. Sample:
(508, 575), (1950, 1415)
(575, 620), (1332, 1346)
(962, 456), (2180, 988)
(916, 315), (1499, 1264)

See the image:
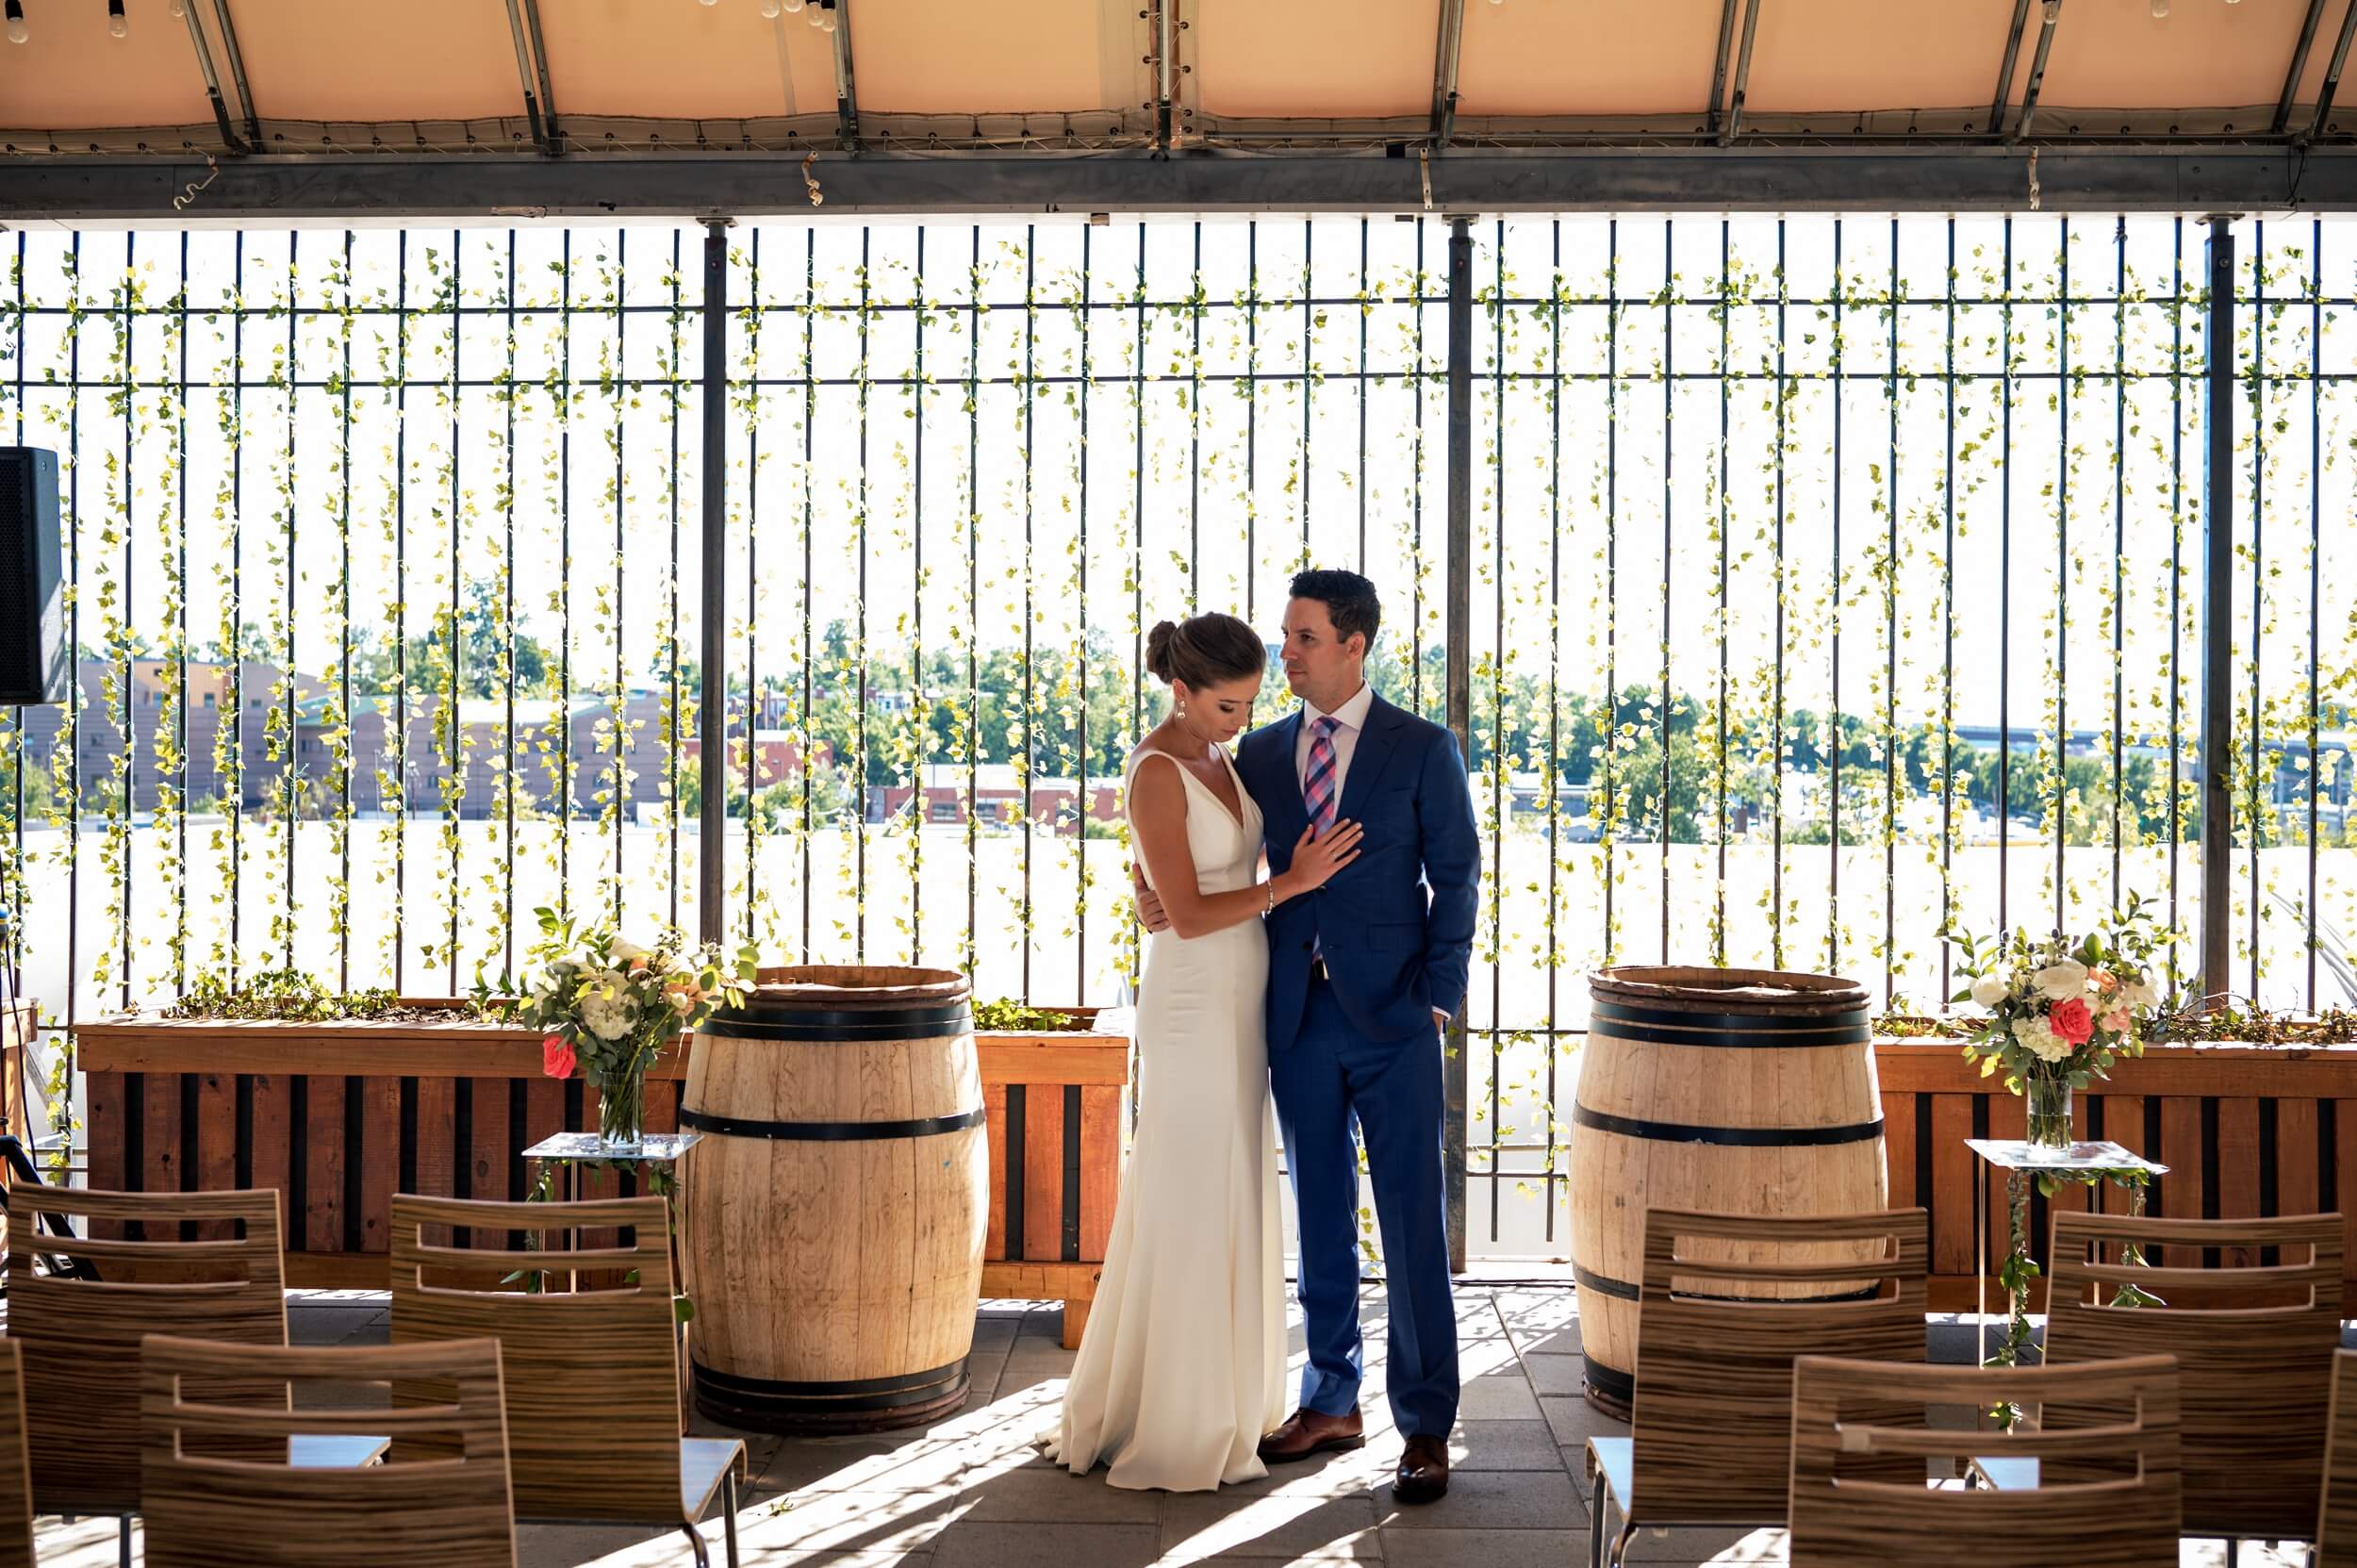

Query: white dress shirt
(1294, 682), (1375, 804)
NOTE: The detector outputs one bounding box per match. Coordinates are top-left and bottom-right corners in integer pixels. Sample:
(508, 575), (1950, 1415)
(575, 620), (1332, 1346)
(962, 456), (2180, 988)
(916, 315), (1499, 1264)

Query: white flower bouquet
(1948, 894), (2174, 1146)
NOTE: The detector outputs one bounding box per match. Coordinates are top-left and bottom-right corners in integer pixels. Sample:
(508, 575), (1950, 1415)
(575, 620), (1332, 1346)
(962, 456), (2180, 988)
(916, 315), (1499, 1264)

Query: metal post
(1443, 216), (1474, 1274)
(699, 221), (730, 946)
(2200, 216), (2235, 1006)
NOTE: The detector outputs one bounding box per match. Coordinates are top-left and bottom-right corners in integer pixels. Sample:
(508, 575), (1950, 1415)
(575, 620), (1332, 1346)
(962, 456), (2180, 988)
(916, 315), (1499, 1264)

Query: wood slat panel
(2044, 1091), (2093, 1226)
(194, 1070), (237, 1241)
(1930, 1094), (1974, 1278)
(984, 1082), (1009, 1262)
(1079, 1084), (1121, 1263)
(303, 1075), (344, 1254)
(1876, 1042), (2357, 1097)
(2097, 1095), (2149, 1217)
(643, 1079), (679, 1137)
(357, 1076), (398, 1254)
(142, 1070), (182, 1239)
(1022, 1084), (1064, 1263)
(523, 1076), (564, 1167)
(2280, 1098), (2321, 1217)
(247, 1073), (290, 1240)
(2217, 1096), (2263, 1268)
(977, 1038), (1131, 1086)
(468, 1079), (510, 1246)
(74, 1017), (692, 1080)
(2339, 1100), (2357, 1288)
(84, 1072), (126, 1241)
(1880, 1091), (1917, 1212)
(2159, 1097), (2204, 1268)
(412, 1077), (456, 1250)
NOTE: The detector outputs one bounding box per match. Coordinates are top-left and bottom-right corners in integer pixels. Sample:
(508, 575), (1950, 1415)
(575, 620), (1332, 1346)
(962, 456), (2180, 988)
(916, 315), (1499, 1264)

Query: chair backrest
(387, 1192), (681, 1523)
(1626, 1206), (1928, 1523)
(140, 1332), (516, 1568)
(2044, 1208), (2343, 1540)
(0, 1342), (35, 1568)
(2322, 1351), (2357, 1567)
(1788, 1353), (2182, 1567)
(5, 1185), (288, 1513)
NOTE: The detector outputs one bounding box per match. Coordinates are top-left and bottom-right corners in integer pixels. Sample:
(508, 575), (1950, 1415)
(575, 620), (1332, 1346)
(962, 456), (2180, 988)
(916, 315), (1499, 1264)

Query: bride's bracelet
(1263, 881), (1275, 916)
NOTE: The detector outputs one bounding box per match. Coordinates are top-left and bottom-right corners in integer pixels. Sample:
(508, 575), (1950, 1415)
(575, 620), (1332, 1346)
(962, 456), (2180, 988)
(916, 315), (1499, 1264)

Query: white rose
(1970, 975), (2010, 1009)
(2119, 977), (2157, 1012)
(2033, 960), (2089, 1002)
(611, 938), (651, 965)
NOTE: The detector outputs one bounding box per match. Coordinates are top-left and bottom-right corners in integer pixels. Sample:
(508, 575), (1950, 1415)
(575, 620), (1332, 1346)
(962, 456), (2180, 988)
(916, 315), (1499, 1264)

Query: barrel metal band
(677, 1105), (985, 1142)
(702, 1002), (973, 1042)
(1571, 1102), (1884, 1147)
(1589, 999), (1869, 1046)
(1583, 1354), (1634, 1407)
(1574, 1263), (1883, 1306)
(693, 1357), (967, 1411)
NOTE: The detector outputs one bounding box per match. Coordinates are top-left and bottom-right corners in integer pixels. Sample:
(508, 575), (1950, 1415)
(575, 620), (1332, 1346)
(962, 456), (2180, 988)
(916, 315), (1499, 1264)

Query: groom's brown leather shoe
(1256, 1407), (1365, 1463)
(1392, 1433), (1449, 1505)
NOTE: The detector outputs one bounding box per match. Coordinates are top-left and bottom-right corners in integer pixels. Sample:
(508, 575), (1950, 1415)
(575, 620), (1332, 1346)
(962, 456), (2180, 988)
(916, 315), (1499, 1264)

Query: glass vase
(596, 1059), (647, 1154)
(2024, 1070), (2073, 1149)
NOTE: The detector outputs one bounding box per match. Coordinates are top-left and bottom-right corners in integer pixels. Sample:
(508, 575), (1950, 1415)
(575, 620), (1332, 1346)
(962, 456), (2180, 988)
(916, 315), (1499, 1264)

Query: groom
(1138, 569), (1479, 1504)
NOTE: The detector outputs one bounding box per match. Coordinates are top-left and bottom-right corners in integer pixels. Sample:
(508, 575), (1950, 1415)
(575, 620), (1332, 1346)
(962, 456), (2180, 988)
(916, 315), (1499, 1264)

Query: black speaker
(0, 447), (68, 707)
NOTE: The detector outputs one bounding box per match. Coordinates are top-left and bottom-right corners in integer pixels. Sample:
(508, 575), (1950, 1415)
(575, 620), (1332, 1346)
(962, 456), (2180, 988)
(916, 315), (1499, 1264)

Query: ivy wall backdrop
(3, 213), (2351, 1257)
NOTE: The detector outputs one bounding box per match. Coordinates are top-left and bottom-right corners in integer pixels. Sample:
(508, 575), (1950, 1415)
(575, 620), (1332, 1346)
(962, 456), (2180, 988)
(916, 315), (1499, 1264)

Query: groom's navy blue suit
(1234, 690), (1479, 1441)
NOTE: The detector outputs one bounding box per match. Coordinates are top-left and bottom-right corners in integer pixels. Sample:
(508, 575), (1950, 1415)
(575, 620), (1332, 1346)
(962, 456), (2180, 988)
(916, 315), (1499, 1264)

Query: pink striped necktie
(1303, 714), (1341, 833)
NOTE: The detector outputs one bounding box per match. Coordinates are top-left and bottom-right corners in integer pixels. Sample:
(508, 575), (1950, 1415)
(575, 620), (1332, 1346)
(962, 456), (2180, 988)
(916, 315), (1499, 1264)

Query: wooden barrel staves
(682, 965), (988, 1434)
(1568, 966), (1886, 1419)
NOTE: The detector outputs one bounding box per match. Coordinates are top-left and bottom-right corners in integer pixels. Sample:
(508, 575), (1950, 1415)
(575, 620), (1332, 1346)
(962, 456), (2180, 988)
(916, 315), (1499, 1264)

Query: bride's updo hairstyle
(1145, 612), (1266, 693)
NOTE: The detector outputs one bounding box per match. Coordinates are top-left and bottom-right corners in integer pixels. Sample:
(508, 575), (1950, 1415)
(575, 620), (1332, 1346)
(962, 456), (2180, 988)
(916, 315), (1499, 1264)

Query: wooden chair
(1583, 1206), (1929, 1568)
(388, 1193), (746, 1568)
(4, 1184), (382, 1563)
(0, 1341), (37, 1568)
(2042, 1209), (2343, 1552)
(140, 1333), (516, 1568)
(1788, 1352), (2183, 1566)
(2318, 1350), (2357, 1566)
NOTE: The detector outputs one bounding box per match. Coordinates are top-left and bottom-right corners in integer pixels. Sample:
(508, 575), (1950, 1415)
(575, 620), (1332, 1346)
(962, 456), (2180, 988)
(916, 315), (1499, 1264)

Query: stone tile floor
(31, 1288), (2315, 1566)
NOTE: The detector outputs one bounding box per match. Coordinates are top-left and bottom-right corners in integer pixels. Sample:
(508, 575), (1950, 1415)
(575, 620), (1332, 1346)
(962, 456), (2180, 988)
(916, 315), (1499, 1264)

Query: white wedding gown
(1047, 745), (1288, 1492)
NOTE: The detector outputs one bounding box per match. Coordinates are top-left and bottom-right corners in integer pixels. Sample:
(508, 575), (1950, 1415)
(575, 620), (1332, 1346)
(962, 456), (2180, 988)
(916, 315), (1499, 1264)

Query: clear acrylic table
(1965, 1137), (2167, 1369)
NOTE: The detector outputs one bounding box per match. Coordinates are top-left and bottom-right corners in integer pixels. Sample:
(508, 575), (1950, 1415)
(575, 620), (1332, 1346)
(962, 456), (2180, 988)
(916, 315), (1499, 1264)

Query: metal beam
(2006, 0), (2064, 145)
(1152, 0), (1174, 153)
(699, 219), (729, 946)
(177, 0), (249, 154)
(522, 0), (560, 154)
(5, 147), (2356, 220)
(501, 0), (552, 156)
(2308, 0), (2357, 140)
(2275, 0), (2332, 136)
(208, 0), (262, 152)
(2200, 215), (2235, 1008)
(1429, 0), (1466, 151)
(1988, 0), (2034, 139)
(1718, 0), (1762, 148)
(1442, 214), (1472, 1278)
(831, 1), (860, 152)
(1706, 0), (1741, 140)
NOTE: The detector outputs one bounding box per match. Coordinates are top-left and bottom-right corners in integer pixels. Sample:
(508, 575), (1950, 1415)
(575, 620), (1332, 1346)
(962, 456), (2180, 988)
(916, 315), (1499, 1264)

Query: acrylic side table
(1966, 1137), (2167, 1370)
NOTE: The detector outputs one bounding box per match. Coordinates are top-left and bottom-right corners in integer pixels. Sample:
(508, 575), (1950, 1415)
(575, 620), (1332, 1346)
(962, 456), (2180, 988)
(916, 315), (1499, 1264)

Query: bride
(1047, 611), (1361, 1492)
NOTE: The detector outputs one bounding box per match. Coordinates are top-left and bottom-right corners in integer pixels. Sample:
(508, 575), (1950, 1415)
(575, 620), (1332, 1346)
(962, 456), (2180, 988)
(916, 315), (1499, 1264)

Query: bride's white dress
(1047, 744), (1288, 1492)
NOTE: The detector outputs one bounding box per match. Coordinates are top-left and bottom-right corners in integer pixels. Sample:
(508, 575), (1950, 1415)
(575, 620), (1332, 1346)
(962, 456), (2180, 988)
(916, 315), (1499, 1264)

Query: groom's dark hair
(1288, 569), (1381, 653)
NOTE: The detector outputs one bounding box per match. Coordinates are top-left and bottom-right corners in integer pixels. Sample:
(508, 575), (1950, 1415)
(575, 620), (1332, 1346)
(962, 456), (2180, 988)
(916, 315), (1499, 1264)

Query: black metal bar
(1706, 0), (1742, 140)
(1720, 0), (1762, 147)
(1430, 0), (1466, 150)
(2249, 221), (2266, 1002)
(2007, 0), (2064, 145)
(1444, 214), (1473, 1277)
(2310, 0), (2357, 140)
(2278, 0), (2333, 136)
(2309, 222), (2323, 1009)
(13, 149), (2357, 220)
(177, 0), (250, 154)
(2200, 216), (2235, 1006)
(207, 0), (263, 151)
(701, 221), (729, 945)
(1989, 0), (2036, 139)
(522, 0), (561, 153)
(832, 0), (862, 152)
(501, 0), (552, 155)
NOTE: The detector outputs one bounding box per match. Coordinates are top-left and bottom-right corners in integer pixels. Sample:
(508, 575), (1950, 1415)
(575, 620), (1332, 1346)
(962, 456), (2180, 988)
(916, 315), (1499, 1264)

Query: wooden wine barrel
(682, 965), (988, 1434)
(1569, 966), (1886, 1419)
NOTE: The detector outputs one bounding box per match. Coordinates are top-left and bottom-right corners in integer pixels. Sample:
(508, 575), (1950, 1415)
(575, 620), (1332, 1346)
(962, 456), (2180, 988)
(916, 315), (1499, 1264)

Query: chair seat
(682, 1437), (745, 1521)
(1586, 1435), (1632, 1513)
(288, 1435), (390, 1469)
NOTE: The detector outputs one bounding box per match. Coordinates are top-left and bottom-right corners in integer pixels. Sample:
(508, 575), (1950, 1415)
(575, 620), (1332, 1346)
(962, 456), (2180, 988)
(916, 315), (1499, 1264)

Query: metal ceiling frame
(8, 145), (2354, 221)
(1988, 0), (2034, 139)
(501, 0), (553, 156)
(2276, 0), (2333, 137)
(176, 0), (249, 155)
(831, 0), (860, 152)
(2309, 0), (2357, 141)
(206, 0), (261, 151)
(1429, 0), (1465, 150)
(2006, 0), (2064, 146)
(1706, 0), (1741, 141)
(1718, 0), (1762, 148)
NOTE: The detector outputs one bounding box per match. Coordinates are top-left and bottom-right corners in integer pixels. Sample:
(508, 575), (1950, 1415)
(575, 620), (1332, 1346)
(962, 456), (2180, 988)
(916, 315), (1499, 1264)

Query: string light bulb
(169, 0), (182, 14)
(817, 4), (835, 29)
(5, 0), (26, 45)
(2150, 0), (2167, 15)
(782, 0), (803, 9)
(760, 0), (780, 14)
(107, 0), (126, 37)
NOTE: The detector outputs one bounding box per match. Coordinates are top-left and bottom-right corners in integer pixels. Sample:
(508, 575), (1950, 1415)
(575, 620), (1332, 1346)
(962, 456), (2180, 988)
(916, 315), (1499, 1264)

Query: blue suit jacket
(1235, 694), (1481, 1054)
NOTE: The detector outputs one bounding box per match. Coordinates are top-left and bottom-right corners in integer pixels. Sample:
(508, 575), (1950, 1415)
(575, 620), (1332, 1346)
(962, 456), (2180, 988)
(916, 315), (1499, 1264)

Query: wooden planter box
(978, 1007), (1131, 1349)
(1872, 1037), (2357, 1311)
(74, 999), (1137, 1340)
(74, 1001), (685, 1285)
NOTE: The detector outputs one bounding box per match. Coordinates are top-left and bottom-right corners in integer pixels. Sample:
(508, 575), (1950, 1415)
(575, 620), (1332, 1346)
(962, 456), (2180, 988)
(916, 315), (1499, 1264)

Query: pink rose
(2048, 997), (2093, 1047)
(542, 1032), (578, 1079)
(2100, 1007), (2132, 1036)
(2087, 967), (2118, 995)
